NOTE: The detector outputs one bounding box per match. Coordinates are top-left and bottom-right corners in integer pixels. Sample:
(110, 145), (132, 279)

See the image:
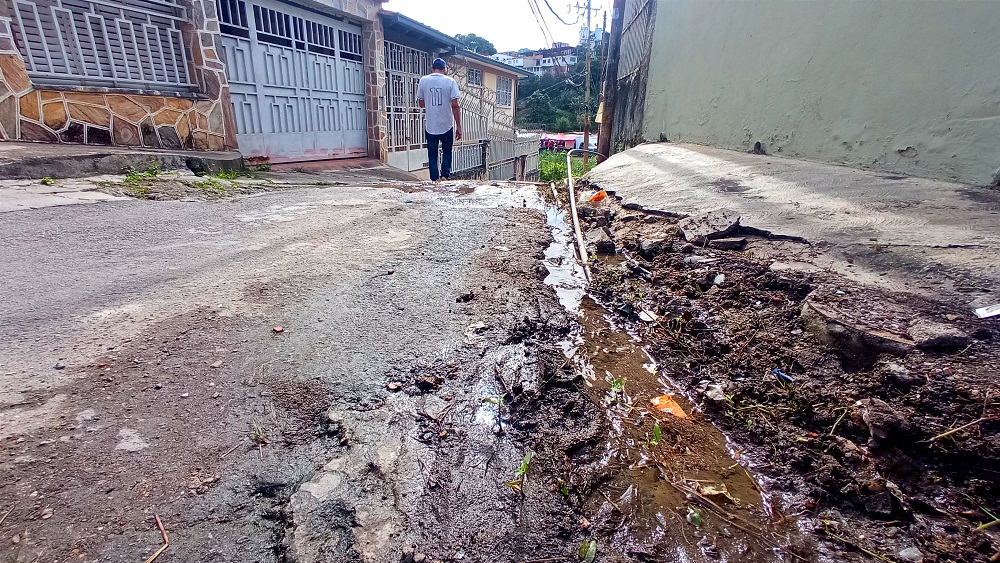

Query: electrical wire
(540, 0), (581, 26)
(525, 0), (555, 47)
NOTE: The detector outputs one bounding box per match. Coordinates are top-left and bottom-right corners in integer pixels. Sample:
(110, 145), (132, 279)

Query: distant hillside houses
(491, 43), (579, 77)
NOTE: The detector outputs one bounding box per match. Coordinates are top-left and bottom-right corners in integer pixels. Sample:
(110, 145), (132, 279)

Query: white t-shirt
(416, 73), (460, 135)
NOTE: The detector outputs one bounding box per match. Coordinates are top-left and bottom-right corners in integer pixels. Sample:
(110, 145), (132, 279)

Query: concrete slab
(0, 141), (242, 180)
(588, 142), (1000, 304)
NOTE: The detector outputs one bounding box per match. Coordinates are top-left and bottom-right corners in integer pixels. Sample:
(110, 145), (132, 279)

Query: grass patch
(123, 164), (162, 184)
(539, 150), (586, 183)
(214, 170), (240, 180)
(194, 177), (228, 191)
(122, 184), (150, 199)
(40, 177), (57, 185)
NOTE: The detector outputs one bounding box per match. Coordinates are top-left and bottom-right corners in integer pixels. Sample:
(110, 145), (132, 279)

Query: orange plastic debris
(650, 395), (688, 418)
(589, 189), (608, 202)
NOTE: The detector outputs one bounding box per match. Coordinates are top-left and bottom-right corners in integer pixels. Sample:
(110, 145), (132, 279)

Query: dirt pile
(582, 195), (999, 563)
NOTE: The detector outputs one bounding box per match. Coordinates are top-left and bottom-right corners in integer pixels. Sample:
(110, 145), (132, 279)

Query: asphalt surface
(0, 182), (575, 562)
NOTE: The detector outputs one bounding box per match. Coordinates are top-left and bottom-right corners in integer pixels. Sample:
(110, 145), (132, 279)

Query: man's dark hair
(432, 58), (447, 70)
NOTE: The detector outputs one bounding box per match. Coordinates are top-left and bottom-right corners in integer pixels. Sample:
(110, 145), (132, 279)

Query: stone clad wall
(0, 0), (236, 151)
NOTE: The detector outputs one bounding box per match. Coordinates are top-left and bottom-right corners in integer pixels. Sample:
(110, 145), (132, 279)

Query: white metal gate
(217, 0), (367, 162)
(384, 40), (429, 172)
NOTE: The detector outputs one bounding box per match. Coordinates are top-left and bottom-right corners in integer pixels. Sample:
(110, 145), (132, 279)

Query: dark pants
(426, 128), (454, 181)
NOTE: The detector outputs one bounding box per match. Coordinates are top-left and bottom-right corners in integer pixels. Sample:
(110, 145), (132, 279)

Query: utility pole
(597, 0), (626, 162)
(581, 0), (592, 172)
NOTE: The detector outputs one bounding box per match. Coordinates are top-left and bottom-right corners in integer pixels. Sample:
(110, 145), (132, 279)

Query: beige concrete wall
(642, 0), (1000, 186)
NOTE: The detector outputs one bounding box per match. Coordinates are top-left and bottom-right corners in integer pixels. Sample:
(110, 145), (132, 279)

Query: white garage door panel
(217, 0), (367, 162)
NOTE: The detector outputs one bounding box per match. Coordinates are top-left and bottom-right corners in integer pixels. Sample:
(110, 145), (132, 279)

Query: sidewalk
(587, 142), (1000, 307)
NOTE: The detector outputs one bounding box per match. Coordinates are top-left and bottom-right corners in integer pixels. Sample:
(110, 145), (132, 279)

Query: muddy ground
(1, 175), (996, 563)
(574, 187), (999, 563)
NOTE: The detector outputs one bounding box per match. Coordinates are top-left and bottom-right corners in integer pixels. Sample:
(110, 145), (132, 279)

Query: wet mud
(573, 190), (999, 563)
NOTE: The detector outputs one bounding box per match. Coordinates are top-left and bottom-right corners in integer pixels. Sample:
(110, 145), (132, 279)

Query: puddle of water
(541, 206), (803, 562)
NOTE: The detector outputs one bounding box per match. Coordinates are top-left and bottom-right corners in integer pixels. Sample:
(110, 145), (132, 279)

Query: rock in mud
(585, 227), (616, 255)
(864, 491), (895, 517)
(898, 547), (924, 563)
(857, 398), (916, 447)
(639, 236), (668, 259)
(908, 318), (970, 349)
(707, 237), (747, 251)
(878, 361), (923, 387)
(800, 298), (914, 369)
(677, 210), (741, 245)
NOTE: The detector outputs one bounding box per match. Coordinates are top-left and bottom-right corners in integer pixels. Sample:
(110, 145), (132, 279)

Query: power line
(525, 0), (554, 47)
(540, 0), (581, 26)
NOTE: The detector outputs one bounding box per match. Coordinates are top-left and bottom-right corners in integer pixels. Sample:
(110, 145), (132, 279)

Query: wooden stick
(926, 416), (997, 442)
(143, 513), (170, 563)
(0, 504), (15, 527)
(220, 443), (242, 459)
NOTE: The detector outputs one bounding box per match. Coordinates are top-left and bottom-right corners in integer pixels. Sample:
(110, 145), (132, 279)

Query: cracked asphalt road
(0, 182), (584, 562)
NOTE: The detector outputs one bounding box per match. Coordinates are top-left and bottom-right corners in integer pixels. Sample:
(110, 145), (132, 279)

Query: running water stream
(542, 196), (805, 562)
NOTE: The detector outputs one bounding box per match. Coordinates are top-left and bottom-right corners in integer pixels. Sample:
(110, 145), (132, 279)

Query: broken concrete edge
(800, 298), (914, 369)
(0, 151), (244, 180)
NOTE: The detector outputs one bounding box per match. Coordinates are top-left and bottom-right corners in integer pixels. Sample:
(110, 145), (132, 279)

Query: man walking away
(416, 58), (463, 181)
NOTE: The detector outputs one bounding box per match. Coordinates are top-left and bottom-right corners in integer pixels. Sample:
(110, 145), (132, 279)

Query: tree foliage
(515, 45), (603, 132)
(455, 33), (497, 56)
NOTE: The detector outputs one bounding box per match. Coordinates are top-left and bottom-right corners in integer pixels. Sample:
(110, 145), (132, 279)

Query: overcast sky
(381, 0), (605, 52)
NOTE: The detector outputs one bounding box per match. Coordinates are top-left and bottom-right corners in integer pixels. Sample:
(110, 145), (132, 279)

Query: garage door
(217, 0), (367, 162)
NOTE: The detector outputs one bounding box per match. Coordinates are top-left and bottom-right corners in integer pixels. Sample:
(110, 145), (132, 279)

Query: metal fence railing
(10, 0), (193, 91)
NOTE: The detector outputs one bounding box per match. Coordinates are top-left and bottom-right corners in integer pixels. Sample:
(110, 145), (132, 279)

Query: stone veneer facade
(0, 0), (237, 151)
(0, 0), (389, 158)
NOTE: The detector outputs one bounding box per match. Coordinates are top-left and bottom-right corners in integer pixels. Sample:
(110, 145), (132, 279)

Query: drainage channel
(543, 197), (805, 562)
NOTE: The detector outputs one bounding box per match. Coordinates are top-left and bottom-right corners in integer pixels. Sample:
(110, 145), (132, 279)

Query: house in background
(0, 0), (537, 179)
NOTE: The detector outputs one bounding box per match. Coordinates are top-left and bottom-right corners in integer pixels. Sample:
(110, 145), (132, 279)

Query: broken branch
(925, 416), (997, 443)
(143, 513), (170, 563)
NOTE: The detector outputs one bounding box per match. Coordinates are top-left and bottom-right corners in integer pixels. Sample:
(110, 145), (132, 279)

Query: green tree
(455, 33), (497, 56)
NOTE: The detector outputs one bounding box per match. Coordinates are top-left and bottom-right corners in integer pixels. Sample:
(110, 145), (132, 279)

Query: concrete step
(0, 141), (243, 180)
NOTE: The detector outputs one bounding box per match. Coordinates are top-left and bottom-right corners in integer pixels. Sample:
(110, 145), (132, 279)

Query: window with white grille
(495, 75), (512, 107)
(467, 68), (482, 87)
(11, 0), (193, 91)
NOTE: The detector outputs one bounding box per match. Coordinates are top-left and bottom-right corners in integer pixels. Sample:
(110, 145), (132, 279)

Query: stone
(207, 133), (223, 151)
(210, 360), (223, 368)
(18, 92), (39, 121)
(43, 101), (68, 130)
(586, 227), (616, 255)
(68, 103), (111, 127)
(879, 361), (922, 387)
(639, 237), (668, 259)
(221, 99), (238, 149)
(86, 126), (111, 145)
(19, 119), (57, 142)
(60, 121), (85, 143)
(0, 55), (30, 93)
(153, 109), (183, 126)
(39, 90), (61, 101)
(857, 398), (916, 447)
(677, 210), (741, 245)
(864, 491), (894, 517)
(0, 94), (15, 138)
(107, 95), (149, 123)
(908, 318), (970, 350)
(63, 92), (107, 106)
(897, 547), (923, 563)
(191, 130), (210, 150)
(708, 237), (748, 251)
(139, 117), (159, 147)
(112, 117), (140, 145)
(204, 71), (222, 100)
(157, 126), (182, 149)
